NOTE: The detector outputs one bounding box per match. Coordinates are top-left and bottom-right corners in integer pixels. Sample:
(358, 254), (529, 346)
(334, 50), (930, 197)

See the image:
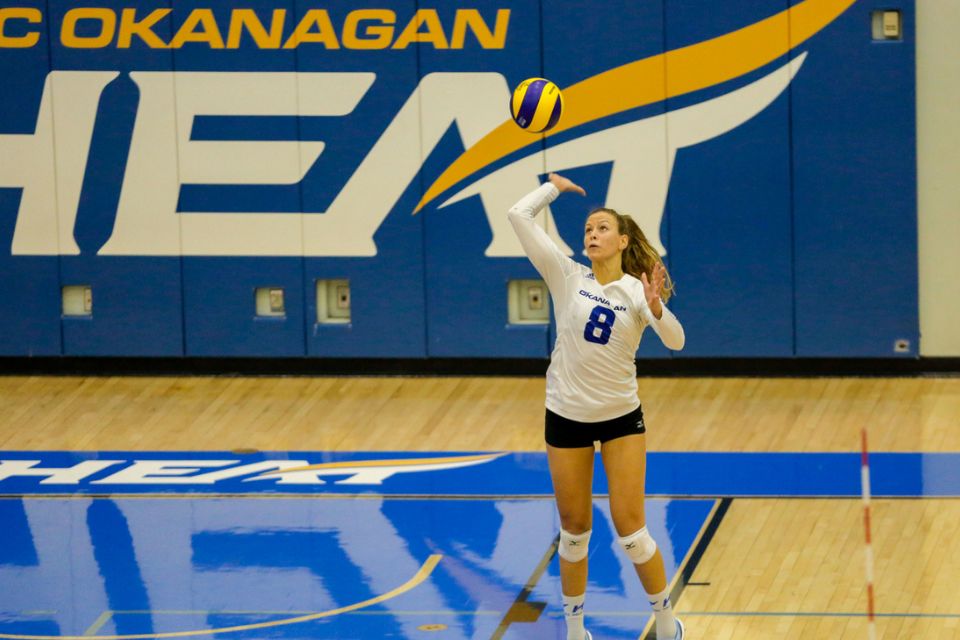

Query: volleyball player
(508, 173), (686, 640)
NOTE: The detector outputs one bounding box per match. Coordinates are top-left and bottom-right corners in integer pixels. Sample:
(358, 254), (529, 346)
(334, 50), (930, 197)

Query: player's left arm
(640, 264), (685, 351)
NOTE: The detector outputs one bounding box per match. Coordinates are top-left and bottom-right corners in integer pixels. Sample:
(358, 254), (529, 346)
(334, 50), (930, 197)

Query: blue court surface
(1, 452), (957, 640)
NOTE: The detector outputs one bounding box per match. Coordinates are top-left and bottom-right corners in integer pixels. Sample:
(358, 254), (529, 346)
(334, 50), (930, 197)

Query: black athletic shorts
(544, 405), (646, 448)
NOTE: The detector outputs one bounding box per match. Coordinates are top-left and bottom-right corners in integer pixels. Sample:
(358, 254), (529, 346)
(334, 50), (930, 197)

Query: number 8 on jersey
(584, 305), (616, 345)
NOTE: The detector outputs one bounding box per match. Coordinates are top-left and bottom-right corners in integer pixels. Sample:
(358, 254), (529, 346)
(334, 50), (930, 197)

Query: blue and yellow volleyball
(510, 78), (564, 133)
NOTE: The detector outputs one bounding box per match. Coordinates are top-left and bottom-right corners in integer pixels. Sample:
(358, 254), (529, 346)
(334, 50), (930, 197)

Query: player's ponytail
(590, 208), (675, 303)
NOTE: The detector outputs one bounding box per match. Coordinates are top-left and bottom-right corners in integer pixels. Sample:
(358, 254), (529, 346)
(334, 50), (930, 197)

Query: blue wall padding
(0, 0), (917, 357)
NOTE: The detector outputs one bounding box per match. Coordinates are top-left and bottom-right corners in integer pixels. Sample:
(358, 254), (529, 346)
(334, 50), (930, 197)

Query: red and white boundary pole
(860, 428), (877, 640)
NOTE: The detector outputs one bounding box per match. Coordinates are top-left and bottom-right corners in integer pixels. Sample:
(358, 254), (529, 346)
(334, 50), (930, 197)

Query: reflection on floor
(2, 450), (957, 639)
(0, 496), (717, 639)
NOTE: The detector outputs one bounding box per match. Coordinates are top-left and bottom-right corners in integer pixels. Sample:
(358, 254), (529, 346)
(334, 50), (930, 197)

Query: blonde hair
(589, 207), (675, 303)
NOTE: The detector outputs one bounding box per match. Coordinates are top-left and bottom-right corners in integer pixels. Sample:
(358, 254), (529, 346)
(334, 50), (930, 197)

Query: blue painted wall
(0, 0), (916, 358)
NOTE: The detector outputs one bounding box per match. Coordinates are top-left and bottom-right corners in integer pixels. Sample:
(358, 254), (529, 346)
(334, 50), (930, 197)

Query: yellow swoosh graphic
(414, 0), (856, 214)
(260, 452), (506, 475)
(0, 555), (443, 640)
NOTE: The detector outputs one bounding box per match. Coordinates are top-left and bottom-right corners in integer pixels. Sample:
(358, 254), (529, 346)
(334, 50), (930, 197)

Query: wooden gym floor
(1, 374), (958, 638)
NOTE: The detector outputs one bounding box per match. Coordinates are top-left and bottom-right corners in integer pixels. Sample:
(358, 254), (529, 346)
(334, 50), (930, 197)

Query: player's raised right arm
(507, 174), (585, 288)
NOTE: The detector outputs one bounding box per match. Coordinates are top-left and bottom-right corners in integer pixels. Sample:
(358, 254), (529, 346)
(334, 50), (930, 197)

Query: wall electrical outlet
(268, 288), (285, 313)
(255, 287), (285, 317)
(508, 279), (549, 324)
(527, 285), (544, 310)
(317, 279), (350, 324)
(62, 285), (93, 317)
(336, 285), (350, 310)
(872, 9), (902, 40)
(882, 10), (901, 38)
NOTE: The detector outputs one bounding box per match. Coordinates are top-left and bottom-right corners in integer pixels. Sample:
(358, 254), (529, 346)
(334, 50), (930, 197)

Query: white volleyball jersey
(508, 183), (685, 423)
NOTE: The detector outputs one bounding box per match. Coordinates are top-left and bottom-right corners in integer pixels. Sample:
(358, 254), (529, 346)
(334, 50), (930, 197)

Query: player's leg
(546, 426), (595, 640)
(601, 429), (682, 640)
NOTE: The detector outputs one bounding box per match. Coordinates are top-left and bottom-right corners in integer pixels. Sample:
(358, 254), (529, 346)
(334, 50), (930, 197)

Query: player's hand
(640, 263), (666, 319)
(548, 173), (586, 196)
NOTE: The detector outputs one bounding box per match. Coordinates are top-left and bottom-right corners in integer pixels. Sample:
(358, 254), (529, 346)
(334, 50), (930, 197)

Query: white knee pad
(558, 528), (591, 562)
(617, 526), (657, 565)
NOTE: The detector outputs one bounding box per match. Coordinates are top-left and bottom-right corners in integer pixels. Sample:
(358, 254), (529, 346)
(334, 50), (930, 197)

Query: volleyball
(510, 77), (564, 133)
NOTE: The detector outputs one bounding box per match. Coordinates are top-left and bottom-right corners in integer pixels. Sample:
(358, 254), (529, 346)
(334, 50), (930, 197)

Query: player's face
(584, 212), (626, 262)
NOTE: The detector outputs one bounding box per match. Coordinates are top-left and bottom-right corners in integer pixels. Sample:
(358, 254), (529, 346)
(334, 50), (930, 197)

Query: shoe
(673, 618), (684, 639)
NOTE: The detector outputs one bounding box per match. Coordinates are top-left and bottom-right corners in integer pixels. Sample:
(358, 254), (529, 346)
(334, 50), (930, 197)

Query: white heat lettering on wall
(0, 55), (804, 258)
